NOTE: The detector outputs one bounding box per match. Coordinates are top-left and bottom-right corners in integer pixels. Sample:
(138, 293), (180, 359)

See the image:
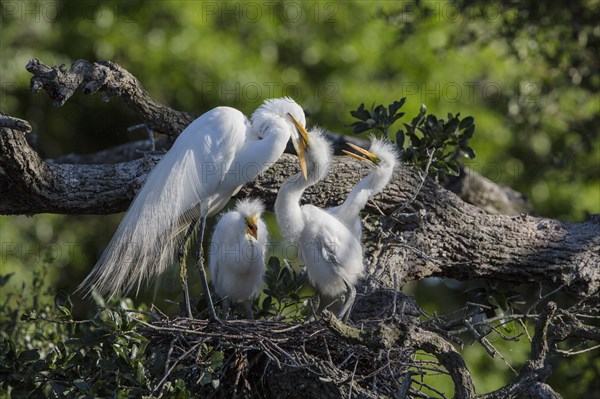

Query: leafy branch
(349, 98), (477, 181)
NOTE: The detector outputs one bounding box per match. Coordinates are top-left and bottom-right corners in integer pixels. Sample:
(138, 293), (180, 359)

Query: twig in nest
(154, 343), (201, 397)
(347, 358), (359, 399)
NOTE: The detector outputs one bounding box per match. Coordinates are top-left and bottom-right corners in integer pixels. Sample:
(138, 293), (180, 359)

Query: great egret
(275, 128), (364, 321)
(208, 198), (268, 319)
(78, 97), (309, 320)
(329, 137), (398, 239)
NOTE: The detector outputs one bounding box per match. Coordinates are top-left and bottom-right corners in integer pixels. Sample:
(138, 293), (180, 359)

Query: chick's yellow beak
(287, 113), (309, 180)
(343, 143), (380, 165)
(245, 217), (259, 240)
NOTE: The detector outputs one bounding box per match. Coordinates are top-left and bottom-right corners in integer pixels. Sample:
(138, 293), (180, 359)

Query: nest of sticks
(137, 291), (429, 398)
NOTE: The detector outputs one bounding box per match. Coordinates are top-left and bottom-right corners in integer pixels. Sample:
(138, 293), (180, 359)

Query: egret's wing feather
(316, 227), (342, 268)
(301, 206), (344, 270)
(303, 205), (363, 274)
(78, 148), (202, 297)
(208, 211), (240, 297)
(78, 107), (248, 298)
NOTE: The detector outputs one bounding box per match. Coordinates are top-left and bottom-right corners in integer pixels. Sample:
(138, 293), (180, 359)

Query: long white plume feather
(78, 107), (247, 298)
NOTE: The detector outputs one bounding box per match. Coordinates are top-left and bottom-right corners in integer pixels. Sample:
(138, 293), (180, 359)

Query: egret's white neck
(336, 174), (375, 222)
(258, 120), (292, 162)
(236, 118), (293, 180)
(275, 172), (310, 242)
(336, 166), (392, 221)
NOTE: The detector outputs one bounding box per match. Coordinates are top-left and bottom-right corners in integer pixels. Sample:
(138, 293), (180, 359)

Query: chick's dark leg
(195, 213), (219, 322)
(338, 279), (356, 322)
(178, 220), (197, 318)
(243, 300), (254, 320)
(221, 297), (231, 320)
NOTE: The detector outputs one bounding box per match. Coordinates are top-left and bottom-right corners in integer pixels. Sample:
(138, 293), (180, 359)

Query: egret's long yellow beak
(343, 143), (380, 165)
(246, 216), (259, 240)
(287, 113), (309, 180)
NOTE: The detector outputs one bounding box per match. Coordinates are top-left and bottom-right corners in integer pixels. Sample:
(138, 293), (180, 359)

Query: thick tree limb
(446, 165), (533, 215)
(48, 134), (534, 215)
(0, 122), (161, 215)
(27, 59), (195, 135)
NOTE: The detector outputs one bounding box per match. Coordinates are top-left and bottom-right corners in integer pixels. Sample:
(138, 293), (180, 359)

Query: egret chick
(209, 198), (267, 319)
(78, 97), (309, 320)
(275, 128), (364, 321)
(329, 136), (399, 239)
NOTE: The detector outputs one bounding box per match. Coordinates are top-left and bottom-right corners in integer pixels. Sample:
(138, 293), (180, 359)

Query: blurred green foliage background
(1, 0), (598, 397)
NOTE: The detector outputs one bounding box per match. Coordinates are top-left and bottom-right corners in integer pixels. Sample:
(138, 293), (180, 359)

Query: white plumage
(275, 128), (363, 321)
(78, 98), (308, 317)
(208, 198), (268, 318)
(329, 136), (399, 239)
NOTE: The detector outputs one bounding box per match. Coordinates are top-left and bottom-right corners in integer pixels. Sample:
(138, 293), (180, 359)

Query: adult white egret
(275, 128), (364, 321)
(208, 198), (268, 319)
(329, 137), (398, 239)
(78, 97), (309, 320)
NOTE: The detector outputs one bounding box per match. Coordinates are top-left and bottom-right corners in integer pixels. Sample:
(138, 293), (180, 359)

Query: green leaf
(210, 351), (224, 369)
(462, 146), (476, 159)
(21, 309), (38, 321)
(54, 290), (73, 317)
(349, 103), (370, 121)
(350, 121), (371, 134)
(50, 381), (67, 396)
(131, 343), (139, 360)
(9, 384), (30, 399)
(444, 118), (459, 136)
(73, 379), (91, 392)
(0, 273), (14, 287)
(396, 131), (405, 150)
(391, 112), (405, 123)
(462, 125), (475, 140)
(135, 362), (146, 384)
(459, 116), (475, 129)
(18, 349), (40, 363)
(262, 296), (272, 311)
(102, 308), (122, 330)
(91, 289), (106, 307)
(112, 344), (128, 361)
(99, 358), (118, 372)
(61, 351), (77, 368)
(446, 161), (461, 176)
(268, 256), (280, 272)
(388, 98), (406, 117)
